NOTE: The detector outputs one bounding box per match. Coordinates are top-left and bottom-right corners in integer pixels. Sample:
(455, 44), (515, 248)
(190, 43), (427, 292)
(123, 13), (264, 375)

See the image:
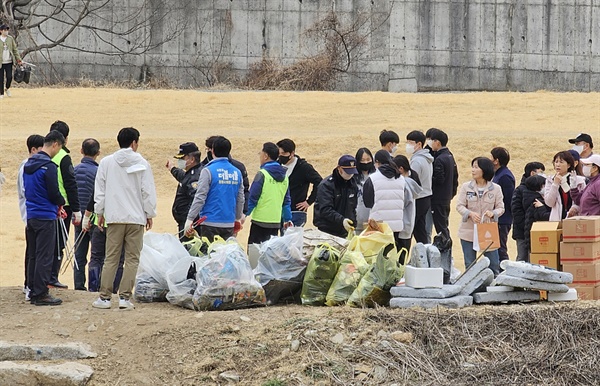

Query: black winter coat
(288, 156), (322, 208)
(522, 189), (551, 252)
(171, 163), (203, 224)
(511, 178), (528, 240)
(313, 169), (358, 238)
(431, 147), (459, 204)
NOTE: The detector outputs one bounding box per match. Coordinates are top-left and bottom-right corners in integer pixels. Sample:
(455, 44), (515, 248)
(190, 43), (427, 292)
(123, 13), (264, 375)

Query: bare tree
(1, 0), (185, 59)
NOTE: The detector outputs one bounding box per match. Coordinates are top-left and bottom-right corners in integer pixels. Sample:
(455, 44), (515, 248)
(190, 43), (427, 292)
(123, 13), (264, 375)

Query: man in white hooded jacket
(92, 127), (157, 310)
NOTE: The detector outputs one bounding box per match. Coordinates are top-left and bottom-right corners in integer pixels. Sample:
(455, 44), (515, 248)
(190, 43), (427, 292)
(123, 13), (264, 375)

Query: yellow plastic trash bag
(325, 250), (369, 306)
(182, 236), (211, 257)
(300, 243), (341, 306)
(348, 222), (395, 262)
(348, 245), (405, 308)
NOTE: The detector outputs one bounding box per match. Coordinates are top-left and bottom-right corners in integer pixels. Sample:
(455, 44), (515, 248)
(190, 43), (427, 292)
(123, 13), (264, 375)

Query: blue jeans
(460, 239), (500, 276)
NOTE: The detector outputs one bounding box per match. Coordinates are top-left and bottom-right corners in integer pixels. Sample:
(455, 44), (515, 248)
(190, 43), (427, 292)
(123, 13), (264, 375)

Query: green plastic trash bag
(300, 243), (341, 306)
(325, 250), (369, 306)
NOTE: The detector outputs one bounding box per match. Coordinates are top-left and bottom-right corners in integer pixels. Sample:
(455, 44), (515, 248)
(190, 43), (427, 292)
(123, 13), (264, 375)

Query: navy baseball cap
(174, 142), (198, 159)
(569, 133), (593, 147)
(338, 155), (358, 175)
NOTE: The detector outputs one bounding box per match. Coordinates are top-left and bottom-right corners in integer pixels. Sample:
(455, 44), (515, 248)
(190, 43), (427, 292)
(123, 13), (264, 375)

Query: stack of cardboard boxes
(560, 216), (600, 300)
(530, 222), (562, 270)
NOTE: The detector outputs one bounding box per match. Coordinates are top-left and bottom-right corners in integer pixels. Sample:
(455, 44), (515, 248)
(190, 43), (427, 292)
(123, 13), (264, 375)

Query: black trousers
(431, 202), (451, 239)
(73, 224), (91, 290)
(498, 224), (511, 263)
(24, 226), (34, 287)
(413, 196), (431, 244)
(0, 62), (13, 94)
(199, 224), (234, 242)
(248, 223), (278, 245)
(394, 235), (412, 265)
(51, 206), (72, 283)
(27, 219), (57, 299)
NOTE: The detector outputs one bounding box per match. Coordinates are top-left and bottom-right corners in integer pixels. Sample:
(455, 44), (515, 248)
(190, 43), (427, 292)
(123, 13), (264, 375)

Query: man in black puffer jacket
(511, 162), (545, 262)
(313, 155), (358, 238)
(429, 129), (458, 239)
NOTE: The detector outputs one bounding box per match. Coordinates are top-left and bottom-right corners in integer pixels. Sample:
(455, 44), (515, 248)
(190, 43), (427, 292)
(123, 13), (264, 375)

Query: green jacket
(1, 36), (22, 64)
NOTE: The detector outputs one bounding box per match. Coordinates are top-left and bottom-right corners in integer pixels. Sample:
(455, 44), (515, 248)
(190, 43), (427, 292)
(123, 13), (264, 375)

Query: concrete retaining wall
(24, 0), (600, 91)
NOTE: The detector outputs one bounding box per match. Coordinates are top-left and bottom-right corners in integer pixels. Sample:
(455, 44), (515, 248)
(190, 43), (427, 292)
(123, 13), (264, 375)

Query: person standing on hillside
(247, 142), (292, 244)
(406, 130), (434, 244)
(0, 24), (22, 99)
(167, 142), (203, 238)
(491, 147), (515, 264)
(73, 138), (100, 291)
(18, 134), (45, 300)
(49, 120), (81, 289)
(92, 127), (157, 310)
(276, 138), (322, 227)
(185, 137), (244, 241)
(201, 135), (250, 216)
(313, 155), (359, 238)
(430, 129), (458, 240)
(23, 131), (66, 306)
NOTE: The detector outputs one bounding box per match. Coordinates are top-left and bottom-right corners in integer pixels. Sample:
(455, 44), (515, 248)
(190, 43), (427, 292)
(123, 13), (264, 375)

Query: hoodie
(94, 148), (157, 226)
(23, 151), (65, 220)
(410, 149), (434, 198)
(248, 160), (292, 227)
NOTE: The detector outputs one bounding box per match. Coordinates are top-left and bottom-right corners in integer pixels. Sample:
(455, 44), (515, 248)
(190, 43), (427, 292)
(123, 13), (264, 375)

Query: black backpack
(14, 64), (32, 84)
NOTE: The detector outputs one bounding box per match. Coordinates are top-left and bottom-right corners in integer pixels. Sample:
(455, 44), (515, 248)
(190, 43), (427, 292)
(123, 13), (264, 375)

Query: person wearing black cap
(313, 155), (359, 238)
(1, 24), (22, 99)
(569, 133), (594, 159)
(166, 142), (203, 237)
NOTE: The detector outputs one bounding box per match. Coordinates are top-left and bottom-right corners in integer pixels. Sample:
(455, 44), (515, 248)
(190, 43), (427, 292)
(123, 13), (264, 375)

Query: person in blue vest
(247, 142), (293, 245)
(185, 136), (245, 241)
(49, 120), (81, 288)
(491, 147), (515, 264)
(23, 130), (66, 306)
(73, 138), (100, 290)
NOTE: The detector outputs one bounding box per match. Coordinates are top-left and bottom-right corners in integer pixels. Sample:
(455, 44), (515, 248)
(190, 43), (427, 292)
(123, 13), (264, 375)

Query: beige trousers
(99, 224), (144, 300)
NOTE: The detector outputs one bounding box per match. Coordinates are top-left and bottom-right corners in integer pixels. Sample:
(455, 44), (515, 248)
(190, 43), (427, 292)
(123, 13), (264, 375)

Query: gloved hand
(72, 211), (82, 226)
(283, 221), (293, 231)
(184, 219), (194, 237)
(233, 220), (243, 235)
(82, 214), (91, 231)
(569, 171), (578, 189)
(342, 218), (354, 232)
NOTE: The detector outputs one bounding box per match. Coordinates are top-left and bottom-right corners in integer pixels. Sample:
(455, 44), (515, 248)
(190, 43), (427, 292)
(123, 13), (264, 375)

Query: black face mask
(206, 150), (213, 161)
(357, 162), (373, 172)
(278, 155), (291, 165)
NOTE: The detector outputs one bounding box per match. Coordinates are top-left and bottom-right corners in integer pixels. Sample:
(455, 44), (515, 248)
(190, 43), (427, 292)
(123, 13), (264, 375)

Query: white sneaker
(24, 287), (30, 301)
(0, 95), (3, 99)
(119, 298), (135, 310)
(22, 286), (28, 294)
(5, 89), (11, 97)
(92, 297), (111, 309)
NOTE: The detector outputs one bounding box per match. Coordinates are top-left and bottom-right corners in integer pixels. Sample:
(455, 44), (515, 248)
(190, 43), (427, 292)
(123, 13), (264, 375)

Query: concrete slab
(548, 288), (578, 302)
(404, 265), (444, 289)
(473, 290), (540, 304)
(0, 362), (93, 386)
(0, 341), (97, 361)
(452, 256), (490, 287)
(389, 295), (473, 309)
(409, 243), (429, 268)
(426, 245), (441, 268)
(459, 268), (494, 296)
(500, 260), (573, 284)
(494, 274), (570, 293)
(390, 284), (462, 299)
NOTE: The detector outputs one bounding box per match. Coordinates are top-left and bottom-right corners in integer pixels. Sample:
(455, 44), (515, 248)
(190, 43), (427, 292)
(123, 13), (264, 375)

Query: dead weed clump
(301, 304), (600, 385)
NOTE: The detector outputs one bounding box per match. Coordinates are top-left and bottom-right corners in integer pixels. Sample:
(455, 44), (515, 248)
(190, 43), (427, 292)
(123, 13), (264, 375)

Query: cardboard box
(562, 263), (600, 286)
(562, 216), (600, 243)
(569, 286), (600, 300)
(530, 222), (562, 253)
(560, 241), (600, 263)
(530, 253), (559, 270)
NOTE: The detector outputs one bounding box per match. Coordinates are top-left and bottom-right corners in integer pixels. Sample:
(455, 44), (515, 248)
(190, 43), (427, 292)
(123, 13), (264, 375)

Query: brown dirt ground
(0, 89), (599, 385)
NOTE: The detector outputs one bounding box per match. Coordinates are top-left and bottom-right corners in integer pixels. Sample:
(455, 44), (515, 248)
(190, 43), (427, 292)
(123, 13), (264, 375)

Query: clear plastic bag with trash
(166, 256), (208, 310)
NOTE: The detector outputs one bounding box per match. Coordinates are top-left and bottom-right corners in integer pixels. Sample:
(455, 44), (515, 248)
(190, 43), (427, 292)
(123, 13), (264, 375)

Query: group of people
(17, 122), (600, 307)
(19, 123), (156, 308)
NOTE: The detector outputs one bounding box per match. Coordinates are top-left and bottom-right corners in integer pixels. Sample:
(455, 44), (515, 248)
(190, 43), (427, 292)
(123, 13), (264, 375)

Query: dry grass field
(0, 89), (599, 385)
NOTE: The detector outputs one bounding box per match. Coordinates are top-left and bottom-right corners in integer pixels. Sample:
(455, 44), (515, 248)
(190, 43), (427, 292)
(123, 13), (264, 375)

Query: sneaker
(48, 282), (68, 289)
(0, 95), (3, 99)
(5, 89), (11, 97)
(32, 294), (62, 306)
(22, 286), (29, 294)
(119, 298), (135, 310)
(25, 287), (30, 301)
(92, 297), (111, 309)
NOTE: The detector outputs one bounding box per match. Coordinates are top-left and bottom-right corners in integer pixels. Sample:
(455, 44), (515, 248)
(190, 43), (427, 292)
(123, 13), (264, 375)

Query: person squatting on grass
(92, 127), (157, 310)
(23, 131), (66, 306)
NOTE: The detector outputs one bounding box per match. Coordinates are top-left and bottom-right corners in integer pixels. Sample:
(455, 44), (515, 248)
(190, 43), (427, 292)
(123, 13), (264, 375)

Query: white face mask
(405, 143), (415, 156)
(391, 145), (398, 154)
(177, 159), (187, 170)
(426, 139), (433, 148)
(583, 165), (593, 177)
(572, 145), (584, 154)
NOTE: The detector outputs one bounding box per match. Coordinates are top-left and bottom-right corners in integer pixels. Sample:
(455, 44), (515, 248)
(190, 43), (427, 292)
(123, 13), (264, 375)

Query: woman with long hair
(354, 147), (375, 233)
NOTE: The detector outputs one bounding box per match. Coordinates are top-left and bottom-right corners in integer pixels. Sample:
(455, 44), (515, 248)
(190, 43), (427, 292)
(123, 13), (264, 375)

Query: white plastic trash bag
(254, 227), (307, 286)
(166, 256), (208, 310)
(193, 242), (266, 311)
